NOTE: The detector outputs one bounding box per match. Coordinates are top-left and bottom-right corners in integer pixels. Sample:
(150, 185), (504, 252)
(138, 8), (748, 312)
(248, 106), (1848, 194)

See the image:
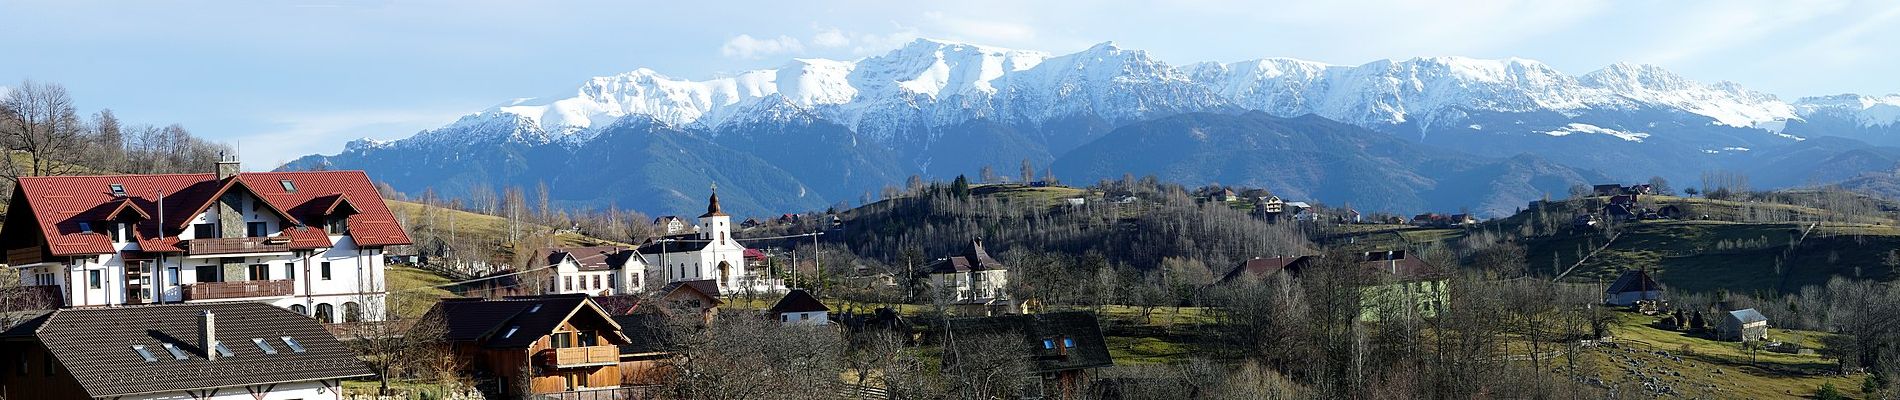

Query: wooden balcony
(542, 345), (618, 368)
(188, 237), (292, 255)
(6, 245), (44, 265)
(182, 279), (294, 301)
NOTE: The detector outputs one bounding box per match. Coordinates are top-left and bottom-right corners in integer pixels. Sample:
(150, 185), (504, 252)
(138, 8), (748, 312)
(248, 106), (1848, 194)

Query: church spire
(699, 184), (729, 218)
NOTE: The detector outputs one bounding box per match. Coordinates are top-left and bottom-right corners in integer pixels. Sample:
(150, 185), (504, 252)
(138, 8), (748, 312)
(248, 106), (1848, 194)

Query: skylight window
(161, 343), (189, 360)
(527, 304), (542, 313)
(502, 326), (520, 339)
(252, 338), (278, 355)
(131, 345), (157, 362)
(1042, 339), (1055, 350)
(108, 184), (126, 196)
(213, 341), (234, 358)
(280, 336), (306, 353)
(1063, 338), (1076, 348)
(279, 179), (297, 193)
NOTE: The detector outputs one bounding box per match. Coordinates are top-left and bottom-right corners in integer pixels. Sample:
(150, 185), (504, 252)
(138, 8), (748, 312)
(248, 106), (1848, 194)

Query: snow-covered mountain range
(400, 39), (1888, 144)
(299, 38), (1900, 217)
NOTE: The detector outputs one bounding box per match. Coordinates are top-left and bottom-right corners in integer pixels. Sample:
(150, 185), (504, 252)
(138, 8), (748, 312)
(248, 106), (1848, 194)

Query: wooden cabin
(423, 294), (631, 398)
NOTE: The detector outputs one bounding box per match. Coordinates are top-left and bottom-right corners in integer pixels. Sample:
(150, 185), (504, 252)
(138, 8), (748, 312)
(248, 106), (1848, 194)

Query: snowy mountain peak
(1796, 93), (1900, 127)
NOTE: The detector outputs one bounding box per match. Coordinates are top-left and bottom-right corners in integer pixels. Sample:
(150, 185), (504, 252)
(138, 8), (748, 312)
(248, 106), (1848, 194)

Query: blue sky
(2, 0), (1896, 170)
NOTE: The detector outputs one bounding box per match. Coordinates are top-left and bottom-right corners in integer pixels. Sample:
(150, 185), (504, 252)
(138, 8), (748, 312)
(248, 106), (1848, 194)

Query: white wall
(126, 380), (341, 400)
(28, 194), (390, 321)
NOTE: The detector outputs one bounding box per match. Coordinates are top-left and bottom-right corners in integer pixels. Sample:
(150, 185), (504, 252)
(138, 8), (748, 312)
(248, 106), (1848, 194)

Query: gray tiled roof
(943, 311), (1114, 373)
(423, 294), (628, 349)
(0, 302), (371, 397)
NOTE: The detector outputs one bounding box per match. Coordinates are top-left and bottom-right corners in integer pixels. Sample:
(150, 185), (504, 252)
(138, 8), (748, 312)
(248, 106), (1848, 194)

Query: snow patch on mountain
(1796, 94), (1900, 127)
(1542, 123), (1649, 142)
(1580, 63), (1796, 128)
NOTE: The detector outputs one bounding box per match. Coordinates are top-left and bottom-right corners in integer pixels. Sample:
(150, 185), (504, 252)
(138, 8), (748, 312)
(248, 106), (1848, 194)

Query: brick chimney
(199, 310), (218, 361)
(215, 153), (240, 181)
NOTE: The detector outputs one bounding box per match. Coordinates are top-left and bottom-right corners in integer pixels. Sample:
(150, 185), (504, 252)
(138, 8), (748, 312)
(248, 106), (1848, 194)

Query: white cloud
(811, 27), (851, 48)
(922, 11), (1038, 43)
(720, 34), (805, 59)
(814, 25), (920, 53)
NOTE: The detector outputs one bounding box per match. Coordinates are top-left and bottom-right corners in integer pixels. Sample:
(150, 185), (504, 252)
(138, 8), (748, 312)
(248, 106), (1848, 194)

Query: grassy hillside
(1328, 192), (1900, 295)
(384, 199), (620, 249)
(1589, 310), (1858, 398)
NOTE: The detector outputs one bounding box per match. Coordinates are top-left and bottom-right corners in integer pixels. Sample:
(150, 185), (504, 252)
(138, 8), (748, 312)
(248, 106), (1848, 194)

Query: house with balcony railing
(0, 156), (410, 322)
(926, 238), (1020, 315)
(423, 294), (631, 398)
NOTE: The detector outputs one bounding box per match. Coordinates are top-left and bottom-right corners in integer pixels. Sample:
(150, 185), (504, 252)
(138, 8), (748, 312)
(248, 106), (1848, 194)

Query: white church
(634, 189), (782, 294)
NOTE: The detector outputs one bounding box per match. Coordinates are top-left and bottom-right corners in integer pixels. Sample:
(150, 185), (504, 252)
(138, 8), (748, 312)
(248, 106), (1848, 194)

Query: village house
(926, 238), (1018, 315)
(1604, 269), (1665, 306)
(652, 216), (691, 235)
(0, 301), (370, 400)
(635, 190), (781, 295)
(1218, 251), (1447, 320)
(0, 157), (409, 322)
(767, 289), (831, 326)
(1717, 308), (1770, 342)
(1593, 184), (1628, 197)
(424, 294), (631, 398)
(940, 311), (1114, 400)
(535, 246), (647, 296)
(592, 283), (721, 389)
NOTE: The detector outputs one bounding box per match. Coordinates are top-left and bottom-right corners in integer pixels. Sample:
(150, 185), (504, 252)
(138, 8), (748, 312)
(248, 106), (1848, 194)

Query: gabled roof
(0, 302), (371, 397)
(659, 279), (723, 301)
(1218, 256), (1312, 284)
(767, 289), (829, 314)
(176, 177), (302, 229)
(1222, 251), (1437, 284)
(1728, 308), (1768, 324)
(424, 294), (629, 349)
(7, 170), (411, 256)
(943, 311), (1113, 373)
(1605, 270), (1661, 295)
(927, 239), (1006, 274)
(535, 246), (630, 271)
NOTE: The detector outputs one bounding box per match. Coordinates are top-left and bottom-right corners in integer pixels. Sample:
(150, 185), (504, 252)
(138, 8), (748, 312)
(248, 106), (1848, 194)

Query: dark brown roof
(1218, 256), (1313, 284)
(535, 246), (630, 271)
(767, 289), (829, 314)
(699, 191), (728, 218)
(423, 294), (627, 349)
(942, 311), (1114, 373)
(659, 279), (723, 300)
(1606, 270), (1662, 294)
(0, 302), (371, 397)
(1222, 251), (1437, 283)
(927, 239), (1006, 274)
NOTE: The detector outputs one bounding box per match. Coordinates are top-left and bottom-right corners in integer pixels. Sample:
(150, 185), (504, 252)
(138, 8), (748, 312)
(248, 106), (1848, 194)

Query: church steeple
(699, 184), (729, 218)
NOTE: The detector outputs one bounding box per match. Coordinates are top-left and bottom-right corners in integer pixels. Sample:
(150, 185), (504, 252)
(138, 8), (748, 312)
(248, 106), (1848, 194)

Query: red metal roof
(11, 170), (409, 256)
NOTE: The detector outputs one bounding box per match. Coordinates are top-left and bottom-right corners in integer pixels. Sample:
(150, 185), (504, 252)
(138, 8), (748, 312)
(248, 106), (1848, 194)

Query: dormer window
(279, 179), (296, 193)
(325, 217), (349, 235)
(108, 184), (126, 197)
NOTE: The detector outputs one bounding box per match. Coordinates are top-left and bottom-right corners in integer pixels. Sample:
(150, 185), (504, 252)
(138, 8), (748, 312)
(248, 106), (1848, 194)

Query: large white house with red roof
(1, 158), (410, 322)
